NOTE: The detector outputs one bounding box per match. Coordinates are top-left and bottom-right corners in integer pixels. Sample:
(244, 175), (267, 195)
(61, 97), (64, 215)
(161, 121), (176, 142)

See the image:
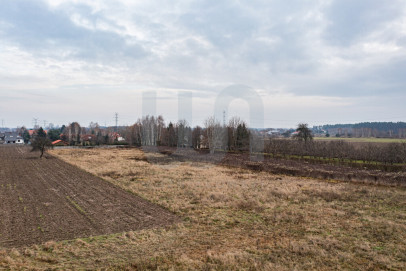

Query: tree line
(23, 117), (406, 166)
(125, 115), (251, 154)
(264, 139), (406, 165)
(323, 122), (406, 138)
(23, 115), (253, 156)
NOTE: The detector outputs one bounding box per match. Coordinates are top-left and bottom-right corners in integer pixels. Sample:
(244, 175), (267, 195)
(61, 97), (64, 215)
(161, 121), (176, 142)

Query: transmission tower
(115, 113), (118, 132)
(33, 118), (39, 129)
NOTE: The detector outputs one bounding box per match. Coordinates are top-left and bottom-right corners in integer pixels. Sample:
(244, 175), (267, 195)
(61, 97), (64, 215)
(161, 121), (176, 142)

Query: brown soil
(0, 146), (178, 248)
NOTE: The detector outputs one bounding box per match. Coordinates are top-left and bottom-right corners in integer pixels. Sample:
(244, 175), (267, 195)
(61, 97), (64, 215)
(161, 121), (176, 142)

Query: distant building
(267, 129), (282, 137)
(110, 132), (126, 142)
(290, 131), (299, 138)
(29, 129), (48, 137)
(52, 140), (69, 146)
(81, 134), (97, 145)
(4, 133), (24, 144)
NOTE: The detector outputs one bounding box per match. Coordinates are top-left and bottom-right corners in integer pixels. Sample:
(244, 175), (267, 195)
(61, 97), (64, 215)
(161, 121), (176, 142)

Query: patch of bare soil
(0, 146), (178, 248)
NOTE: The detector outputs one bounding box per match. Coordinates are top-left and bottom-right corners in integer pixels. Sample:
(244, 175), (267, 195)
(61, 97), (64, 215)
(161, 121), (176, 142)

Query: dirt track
(0, 146), (178, 248)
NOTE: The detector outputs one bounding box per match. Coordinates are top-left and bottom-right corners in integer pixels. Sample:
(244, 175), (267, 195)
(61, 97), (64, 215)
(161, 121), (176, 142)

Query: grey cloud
(1, 0), (406, 127)
(0, 0), (148, 63)
(179, 1), (256, 49)
(289, 55), (406, 97)
(323, 0), (403, 47)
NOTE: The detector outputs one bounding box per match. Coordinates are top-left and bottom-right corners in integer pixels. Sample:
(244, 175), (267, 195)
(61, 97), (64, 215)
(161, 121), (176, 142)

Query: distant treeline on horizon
(322, 122), (406, 131)
(2, 121), (406, 133)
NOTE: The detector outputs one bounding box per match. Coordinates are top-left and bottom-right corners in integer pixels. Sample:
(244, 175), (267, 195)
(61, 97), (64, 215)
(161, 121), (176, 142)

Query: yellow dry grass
(1, 147), (406, 270)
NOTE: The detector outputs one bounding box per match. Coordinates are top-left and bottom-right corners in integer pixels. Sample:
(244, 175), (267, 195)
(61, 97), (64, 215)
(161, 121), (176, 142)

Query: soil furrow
(0, 146), (179, 248)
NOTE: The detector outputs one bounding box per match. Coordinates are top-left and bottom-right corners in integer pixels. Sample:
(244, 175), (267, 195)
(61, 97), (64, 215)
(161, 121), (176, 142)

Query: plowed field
(0, 146), (178, 248)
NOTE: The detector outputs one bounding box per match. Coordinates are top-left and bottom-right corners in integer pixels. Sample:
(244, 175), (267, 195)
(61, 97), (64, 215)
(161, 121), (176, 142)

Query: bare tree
(192, 126), (203, 149)
(204, 116), (224, 154)
(63, 122), (82, 145)
(227, 116), (249, 150)
(177, 119), (191, 148)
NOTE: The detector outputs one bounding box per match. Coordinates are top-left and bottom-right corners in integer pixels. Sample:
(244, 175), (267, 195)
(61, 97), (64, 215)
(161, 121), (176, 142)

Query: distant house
(110, 132), (126, 142)
(4, 133), (24, 144)
(28, 129), (48, 139)
(290, 131), (299, 138)
(80, 134), (97, 145)
(267, 129), (282, 137)
(52, 140), (69, 146)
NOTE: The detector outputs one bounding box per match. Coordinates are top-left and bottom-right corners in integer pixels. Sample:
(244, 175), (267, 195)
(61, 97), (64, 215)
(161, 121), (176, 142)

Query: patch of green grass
(259, 151), (406, 168)
(66, 196), (86, 215)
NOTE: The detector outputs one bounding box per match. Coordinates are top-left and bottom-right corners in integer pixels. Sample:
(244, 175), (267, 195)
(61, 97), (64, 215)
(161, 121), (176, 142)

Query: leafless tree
(204, 116), (224, 154)
(177, 119), (191, 148)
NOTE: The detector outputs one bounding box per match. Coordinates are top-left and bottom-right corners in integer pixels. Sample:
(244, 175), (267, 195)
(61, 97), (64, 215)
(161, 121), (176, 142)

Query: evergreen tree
(47, 129), (61, 141)
(21, 128), (31, 144)
(236, 124), (250, 151)
(295, 123), (313, 142)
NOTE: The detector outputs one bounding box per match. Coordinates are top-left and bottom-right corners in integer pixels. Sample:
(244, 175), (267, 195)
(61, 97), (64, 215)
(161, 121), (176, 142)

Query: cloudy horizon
(1, 0), (406, 129)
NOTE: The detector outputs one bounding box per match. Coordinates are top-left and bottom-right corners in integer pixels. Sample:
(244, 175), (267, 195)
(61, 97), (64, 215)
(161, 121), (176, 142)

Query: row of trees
(19, 122), (121, 146)
(265, 139), (406, 165)
(28, 117), (406, 166)
(25, 115), (255, 157)
(125, 115), (252, 153)
(323, 122), (406, 138)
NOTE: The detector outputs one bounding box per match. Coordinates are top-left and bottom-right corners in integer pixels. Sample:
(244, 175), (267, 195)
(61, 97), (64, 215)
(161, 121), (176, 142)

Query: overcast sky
(1, 0), (406, 128)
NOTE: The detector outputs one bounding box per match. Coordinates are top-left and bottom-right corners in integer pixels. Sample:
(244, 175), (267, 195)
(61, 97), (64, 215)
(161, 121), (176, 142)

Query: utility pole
(1, 119), (4, 128)
(115, 113), (118, 132)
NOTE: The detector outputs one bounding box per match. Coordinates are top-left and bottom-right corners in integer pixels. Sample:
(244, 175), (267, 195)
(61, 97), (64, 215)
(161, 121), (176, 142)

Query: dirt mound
(0, 146), (179, 248)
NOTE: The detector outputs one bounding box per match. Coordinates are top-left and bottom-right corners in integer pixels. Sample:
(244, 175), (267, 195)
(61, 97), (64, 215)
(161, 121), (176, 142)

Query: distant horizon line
(1, 120), (406, 131)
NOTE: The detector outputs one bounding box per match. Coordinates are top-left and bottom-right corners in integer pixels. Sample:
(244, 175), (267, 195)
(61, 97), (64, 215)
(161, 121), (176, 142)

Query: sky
(1, 0), (406, 128)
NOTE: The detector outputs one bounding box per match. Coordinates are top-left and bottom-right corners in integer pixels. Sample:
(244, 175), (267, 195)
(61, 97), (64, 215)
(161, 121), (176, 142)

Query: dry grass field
(1, 147), (406, 270)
